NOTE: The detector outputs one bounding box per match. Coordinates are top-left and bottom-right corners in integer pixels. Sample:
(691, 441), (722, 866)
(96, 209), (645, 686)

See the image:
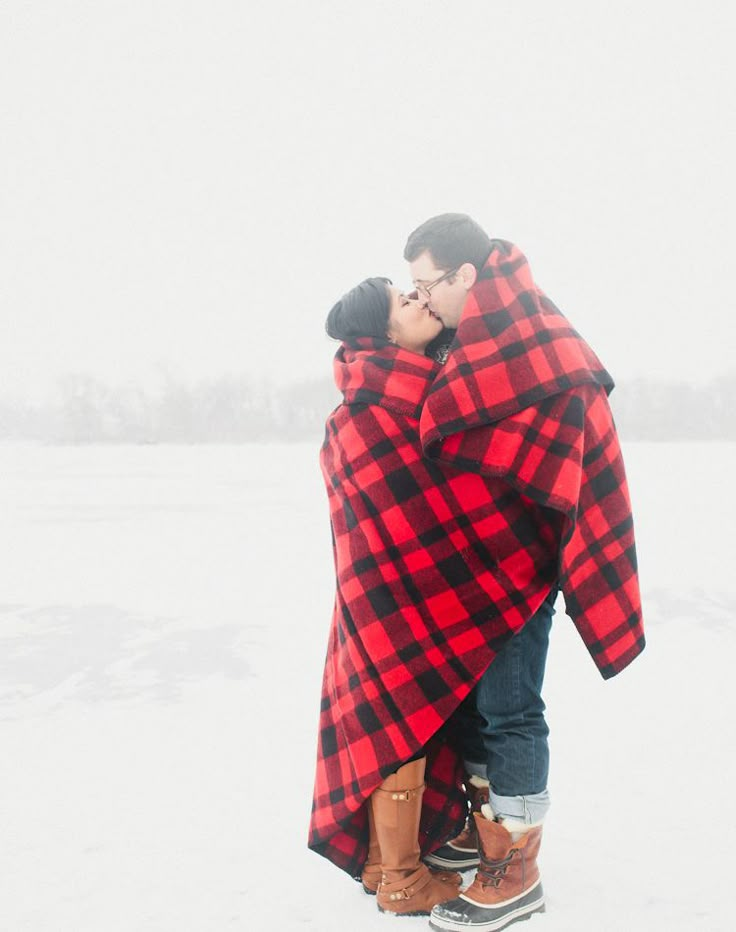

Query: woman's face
(386, 286), (443, 353)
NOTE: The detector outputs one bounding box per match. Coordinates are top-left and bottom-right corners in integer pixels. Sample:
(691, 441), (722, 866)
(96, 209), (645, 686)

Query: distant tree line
(1, 371), (735, 443)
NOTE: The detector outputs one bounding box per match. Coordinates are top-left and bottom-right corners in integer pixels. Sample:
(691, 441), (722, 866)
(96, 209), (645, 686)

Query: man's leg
(444, 686), (487, 781)
(429, 588), (557, 932)
(476, 587), (556, 823)
(423, 685), (488, 870)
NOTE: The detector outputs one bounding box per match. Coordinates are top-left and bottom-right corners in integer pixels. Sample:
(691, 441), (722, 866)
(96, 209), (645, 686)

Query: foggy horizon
(2, 364), (734, 444)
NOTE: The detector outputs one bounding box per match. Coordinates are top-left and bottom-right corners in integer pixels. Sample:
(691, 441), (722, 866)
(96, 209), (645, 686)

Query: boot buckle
(388, 888), (413, 901)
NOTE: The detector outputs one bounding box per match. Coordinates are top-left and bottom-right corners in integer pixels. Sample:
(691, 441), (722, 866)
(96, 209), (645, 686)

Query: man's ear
(457, 262), (477, 290)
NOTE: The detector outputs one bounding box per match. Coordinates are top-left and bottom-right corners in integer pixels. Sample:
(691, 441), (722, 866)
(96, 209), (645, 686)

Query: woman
(309, 278), (560, 915)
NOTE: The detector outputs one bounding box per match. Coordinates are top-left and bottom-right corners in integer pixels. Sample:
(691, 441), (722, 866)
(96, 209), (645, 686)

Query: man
(404, 213), (645, 931)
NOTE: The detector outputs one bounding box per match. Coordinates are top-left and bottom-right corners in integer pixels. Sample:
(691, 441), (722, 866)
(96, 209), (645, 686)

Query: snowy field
(1, 441), (734, 932)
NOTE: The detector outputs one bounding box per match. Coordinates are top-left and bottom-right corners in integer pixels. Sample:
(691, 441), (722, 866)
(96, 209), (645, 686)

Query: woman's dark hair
(325, 277), (392, 342)
(403, 213), (493, 273)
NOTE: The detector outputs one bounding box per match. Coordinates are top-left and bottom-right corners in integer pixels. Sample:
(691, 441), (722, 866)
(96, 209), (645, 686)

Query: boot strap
(374, 782), (425, 802)
(379, 864), (432, 901)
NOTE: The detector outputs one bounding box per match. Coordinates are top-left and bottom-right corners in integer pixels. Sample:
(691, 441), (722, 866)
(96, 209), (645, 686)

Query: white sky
(1, 0), (734, 397)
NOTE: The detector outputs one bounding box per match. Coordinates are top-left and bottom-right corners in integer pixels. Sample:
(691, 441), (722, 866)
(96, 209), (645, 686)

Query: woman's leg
(369, 757), (461, 915)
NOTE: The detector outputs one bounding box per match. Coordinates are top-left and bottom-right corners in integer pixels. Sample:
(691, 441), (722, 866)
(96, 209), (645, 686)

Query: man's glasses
(415, 267), (459, 298)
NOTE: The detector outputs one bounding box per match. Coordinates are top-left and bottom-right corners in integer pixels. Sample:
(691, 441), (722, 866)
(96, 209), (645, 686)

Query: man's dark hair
(403, 213), (493, 272)
(325, 277), (392, 343)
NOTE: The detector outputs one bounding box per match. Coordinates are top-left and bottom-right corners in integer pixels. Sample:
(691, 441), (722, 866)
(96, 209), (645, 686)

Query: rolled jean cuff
(463, 760), (488, 780)
(489, 788), (550, 824)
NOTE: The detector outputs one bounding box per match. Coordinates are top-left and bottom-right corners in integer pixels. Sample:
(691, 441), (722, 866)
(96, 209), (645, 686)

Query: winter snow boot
(370, 757), (462, 916)
(429, 808), (545, 932)
(425, 774), (489, 871)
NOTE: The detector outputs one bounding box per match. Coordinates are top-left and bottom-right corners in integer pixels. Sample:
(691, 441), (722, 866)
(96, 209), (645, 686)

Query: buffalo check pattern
(309, 242), (644, 878)
(420, 240), (644, 677)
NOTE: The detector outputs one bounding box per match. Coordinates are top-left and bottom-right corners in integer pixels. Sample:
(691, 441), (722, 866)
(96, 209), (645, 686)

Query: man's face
(409, 250), (470, 328)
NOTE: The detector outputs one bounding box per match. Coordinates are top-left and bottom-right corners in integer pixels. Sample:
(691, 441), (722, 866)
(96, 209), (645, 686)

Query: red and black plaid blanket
(420, 240), (644, 677)
(309, 242), (644, 878)
(310, 344), (568, 877)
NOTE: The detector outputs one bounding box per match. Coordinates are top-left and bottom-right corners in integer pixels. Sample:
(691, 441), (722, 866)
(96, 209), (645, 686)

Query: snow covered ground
(0, 441), (733, 931)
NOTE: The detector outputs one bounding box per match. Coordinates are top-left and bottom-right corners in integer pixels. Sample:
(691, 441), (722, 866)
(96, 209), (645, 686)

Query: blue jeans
(452, 587), (557, 823)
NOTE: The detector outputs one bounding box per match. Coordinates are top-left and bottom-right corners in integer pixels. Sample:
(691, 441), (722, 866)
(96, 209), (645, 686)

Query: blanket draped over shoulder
(420, 240), (644, 677)
(309, 243), (644, 879)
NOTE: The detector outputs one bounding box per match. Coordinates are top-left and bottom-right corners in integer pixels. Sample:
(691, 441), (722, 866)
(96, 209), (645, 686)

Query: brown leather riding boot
(429, 813), (545, 931)
(425, 774), (489, 871)
(362, 800), (461, 895)
(370, 757), (461, 916)
(360, 803), (383, 894)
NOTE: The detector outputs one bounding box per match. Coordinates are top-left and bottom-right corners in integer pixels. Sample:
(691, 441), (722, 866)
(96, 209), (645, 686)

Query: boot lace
(477, 852), (514, 889)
